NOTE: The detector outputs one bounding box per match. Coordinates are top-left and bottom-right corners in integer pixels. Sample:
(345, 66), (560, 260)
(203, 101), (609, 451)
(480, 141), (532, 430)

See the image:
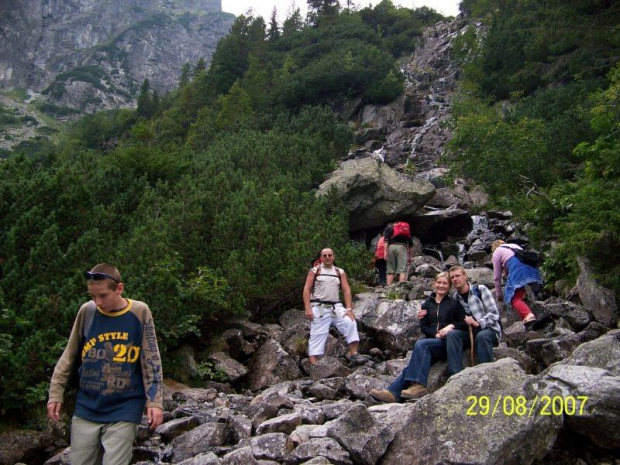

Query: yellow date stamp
(466, 395), (588, 417)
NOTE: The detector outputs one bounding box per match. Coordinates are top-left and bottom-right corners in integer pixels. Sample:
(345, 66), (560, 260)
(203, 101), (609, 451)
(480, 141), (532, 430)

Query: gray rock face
(576, 256), (619, 328)
(221, 447), (258, 465)
(247, 340), (303, 391)
(0, 0), (232, 107)
(316, 158), (435, 231)
(171, 422), (231, 463)
(324, 404), (395, 465)
(382, 358), (562, 465)
(256, 413), (302, 436)
(286, 437), (352, 465)
(155, 416), (200, 442)
(208, 351), (249, 382)
(178, 452), (222, 464)
(354, 293), (422, 353)
(527, 331), (620, 449)
(249, 433), (290, 461)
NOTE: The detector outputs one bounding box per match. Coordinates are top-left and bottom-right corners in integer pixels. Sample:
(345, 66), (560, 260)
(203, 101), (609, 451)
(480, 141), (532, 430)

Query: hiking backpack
(68, 301), (97, 389)
(392, 221), (411, 239)
(501, 245), (541, 267)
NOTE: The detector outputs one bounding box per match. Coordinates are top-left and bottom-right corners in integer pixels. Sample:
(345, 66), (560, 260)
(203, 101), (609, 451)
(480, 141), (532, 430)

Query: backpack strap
(471, 284), (480, 299)
(311, 266), (342, 294)
(78, 301), (97, 354)
(82, 301), (97, 337)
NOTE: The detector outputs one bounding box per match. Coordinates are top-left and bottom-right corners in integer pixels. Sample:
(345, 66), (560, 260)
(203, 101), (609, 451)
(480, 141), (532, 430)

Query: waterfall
(458, 243), (466, 263)
(409, 115), (438, 158)
(467, 215), (488, 242)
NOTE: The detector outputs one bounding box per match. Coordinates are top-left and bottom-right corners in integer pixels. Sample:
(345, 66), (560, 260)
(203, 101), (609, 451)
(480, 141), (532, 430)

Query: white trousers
(308, 303), (360, 356)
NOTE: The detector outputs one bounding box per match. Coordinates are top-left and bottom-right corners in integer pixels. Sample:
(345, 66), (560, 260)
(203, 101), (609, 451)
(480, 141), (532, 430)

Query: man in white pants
(302, 248), (368, 365)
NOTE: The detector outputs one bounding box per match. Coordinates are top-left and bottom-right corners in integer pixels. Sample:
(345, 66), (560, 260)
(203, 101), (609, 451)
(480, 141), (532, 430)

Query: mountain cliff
(0, 0), (233, 114)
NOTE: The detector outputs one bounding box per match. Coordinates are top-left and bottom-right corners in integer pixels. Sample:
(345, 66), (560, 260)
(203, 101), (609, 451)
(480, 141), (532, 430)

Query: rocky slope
(1, 14), (619, 465)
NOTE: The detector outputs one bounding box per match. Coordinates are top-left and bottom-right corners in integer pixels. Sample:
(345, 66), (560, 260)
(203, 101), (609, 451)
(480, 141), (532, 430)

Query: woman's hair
(434, 271), (451, 287)
(491, 240), (506, 252)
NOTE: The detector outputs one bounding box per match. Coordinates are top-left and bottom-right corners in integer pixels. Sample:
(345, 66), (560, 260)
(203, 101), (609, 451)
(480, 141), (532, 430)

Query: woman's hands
(436, 324), (455, 338)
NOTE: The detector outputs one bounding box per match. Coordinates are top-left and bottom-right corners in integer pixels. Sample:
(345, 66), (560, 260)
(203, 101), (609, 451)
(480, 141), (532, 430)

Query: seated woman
(369, 272), (467, 402)
(491, 240), (543, 326)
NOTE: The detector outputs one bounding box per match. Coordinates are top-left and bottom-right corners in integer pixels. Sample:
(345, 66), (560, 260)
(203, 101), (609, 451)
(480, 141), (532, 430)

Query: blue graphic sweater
(49, 299), (163, 424)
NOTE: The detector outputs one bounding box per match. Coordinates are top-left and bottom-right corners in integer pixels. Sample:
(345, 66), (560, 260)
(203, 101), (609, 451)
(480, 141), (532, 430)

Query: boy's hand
(47, 402), (62, 422)
(147, 407), (163, 430)
(465, 316), (480, 327)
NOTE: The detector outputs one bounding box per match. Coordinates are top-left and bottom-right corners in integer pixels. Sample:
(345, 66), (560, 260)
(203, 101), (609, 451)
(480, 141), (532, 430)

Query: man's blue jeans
(387, 338), (459, 401)
(445, 328), (497, 373)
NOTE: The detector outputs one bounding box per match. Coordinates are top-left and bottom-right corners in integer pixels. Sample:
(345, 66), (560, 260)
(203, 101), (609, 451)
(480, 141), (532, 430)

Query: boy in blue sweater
(47, 263), (163, 465)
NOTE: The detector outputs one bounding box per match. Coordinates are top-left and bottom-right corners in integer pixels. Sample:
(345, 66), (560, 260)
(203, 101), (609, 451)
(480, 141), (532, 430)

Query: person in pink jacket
(491, 240), (542, 326)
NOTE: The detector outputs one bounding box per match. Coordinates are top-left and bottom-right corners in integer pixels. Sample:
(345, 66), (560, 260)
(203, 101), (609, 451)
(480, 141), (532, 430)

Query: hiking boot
(369, 389), (397, 403)
(400, 383), (429, 399)
(346, 353), (370, 365)
(523, 313), (537, 331)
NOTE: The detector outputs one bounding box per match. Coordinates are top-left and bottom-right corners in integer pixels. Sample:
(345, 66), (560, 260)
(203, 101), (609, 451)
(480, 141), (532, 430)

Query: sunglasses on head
(85, 271), (120, 283)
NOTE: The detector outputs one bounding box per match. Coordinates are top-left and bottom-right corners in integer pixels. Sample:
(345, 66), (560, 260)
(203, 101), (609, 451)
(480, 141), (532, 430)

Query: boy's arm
(139, 305), (163, 428)
(48, 308), (84, 405)
(477, 285), (501, 329)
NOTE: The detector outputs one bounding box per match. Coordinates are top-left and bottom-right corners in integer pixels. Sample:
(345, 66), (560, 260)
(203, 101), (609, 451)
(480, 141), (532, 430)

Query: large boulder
(287, 437), (352, 465)
(207, 352), (249, 382)
(527, 330), (620, 449)
(246, 340), (302, 391)
(324, 404), (395, 465)
(381, 358), (561, 465)
(170, 423), (231, 463)
(576, 256), (619, 328)
(316, 158), (435, 231)
(354, 293), (423, 353)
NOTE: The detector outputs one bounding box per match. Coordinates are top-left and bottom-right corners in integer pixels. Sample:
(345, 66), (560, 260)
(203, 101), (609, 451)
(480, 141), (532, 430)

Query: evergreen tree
(307, 0), (340, 24)
(282, 8), (303, 36)
(179, 63), (192, 87)
(215, 81), (254, 129)
(268, 7), (280, 41)
(136, 79), (154, 118)
(193, 57), (207, 78)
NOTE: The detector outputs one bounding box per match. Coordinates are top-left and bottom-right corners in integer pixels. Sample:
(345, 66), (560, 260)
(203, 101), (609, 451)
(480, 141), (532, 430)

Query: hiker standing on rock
(303, 248), (368, 365)
(369, 272), (467, 403)
(47, 263), (163, 465)
(371, 231), (387, 287)
(446, 265), (501, 369)
(384, 221), (413, 285)
(491, 240), (543, 327)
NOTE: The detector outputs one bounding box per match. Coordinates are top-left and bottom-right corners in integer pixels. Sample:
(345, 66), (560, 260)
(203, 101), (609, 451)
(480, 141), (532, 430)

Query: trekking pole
(468, 325), (475, 367)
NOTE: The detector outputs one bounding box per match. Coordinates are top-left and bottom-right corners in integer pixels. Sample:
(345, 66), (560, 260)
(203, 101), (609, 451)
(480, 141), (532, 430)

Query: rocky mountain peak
(0, 0), (232, 132)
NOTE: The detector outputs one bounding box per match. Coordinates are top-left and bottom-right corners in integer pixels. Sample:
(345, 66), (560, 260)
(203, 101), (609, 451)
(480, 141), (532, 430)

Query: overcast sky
(221, 1), (461, 23)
